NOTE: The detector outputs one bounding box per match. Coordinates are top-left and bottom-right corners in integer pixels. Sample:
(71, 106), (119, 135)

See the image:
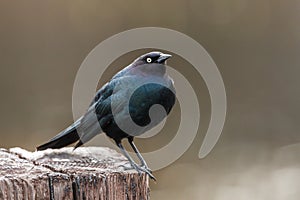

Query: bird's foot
(119, 162), (156, 181)
(136, 165), (156, 181)
(140, 164), (152, 174)
(119, 162), (134, 171)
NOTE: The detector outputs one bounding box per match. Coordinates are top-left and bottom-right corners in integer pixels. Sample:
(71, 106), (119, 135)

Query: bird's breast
(128, 82), (176, 127)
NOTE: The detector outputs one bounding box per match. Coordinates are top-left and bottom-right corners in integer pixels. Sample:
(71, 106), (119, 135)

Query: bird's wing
(89, 82), (109, 106)
(76, 80), (117, 144)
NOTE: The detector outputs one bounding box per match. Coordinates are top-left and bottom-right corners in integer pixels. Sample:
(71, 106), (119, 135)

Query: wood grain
(0, 147), (149, 200)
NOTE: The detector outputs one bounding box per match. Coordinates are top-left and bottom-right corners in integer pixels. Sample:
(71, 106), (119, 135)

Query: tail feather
(37, 122), (80, 151)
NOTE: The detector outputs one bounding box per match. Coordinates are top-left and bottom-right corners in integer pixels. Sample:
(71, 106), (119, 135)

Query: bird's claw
(140, 164), (152, 174)
(119, 163), (156, 181)
(119, 163), (134, 171)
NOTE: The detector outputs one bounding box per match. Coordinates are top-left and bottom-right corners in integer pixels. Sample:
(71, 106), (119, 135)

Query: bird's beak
(157, 53), (172, 64)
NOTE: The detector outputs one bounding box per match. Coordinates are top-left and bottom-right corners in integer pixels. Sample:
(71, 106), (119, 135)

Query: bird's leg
(127, 137), (151, 172)
(116, 140), (156, 180)
(117, 142), (139, 171)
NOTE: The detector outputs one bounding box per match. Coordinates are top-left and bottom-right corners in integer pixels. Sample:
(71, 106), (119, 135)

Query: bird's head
(135, 51), (172, 65)
(130, 51), (172, 76)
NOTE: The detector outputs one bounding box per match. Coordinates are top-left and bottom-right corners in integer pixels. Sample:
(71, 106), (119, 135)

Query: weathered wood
(0, 147), (150, 200)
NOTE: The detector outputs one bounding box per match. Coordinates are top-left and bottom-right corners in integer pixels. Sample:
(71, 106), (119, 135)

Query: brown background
(1, 1), (300, 199)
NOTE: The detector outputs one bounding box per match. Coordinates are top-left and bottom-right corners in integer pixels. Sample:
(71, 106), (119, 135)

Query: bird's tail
(36, 118), (82, 151)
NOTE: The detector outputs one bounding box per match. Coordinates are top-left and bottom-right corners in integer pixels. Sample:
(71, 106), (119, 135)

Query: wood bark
(0, 147), (149, 200)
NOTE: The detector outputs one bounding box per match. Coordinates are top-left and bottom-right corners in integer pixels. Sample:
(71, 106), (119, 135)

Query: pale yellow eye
(146, 58), (152, 63)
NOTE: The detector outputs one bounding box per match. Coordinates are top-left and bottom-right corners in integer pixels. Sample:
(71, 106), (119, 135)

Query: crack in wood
(48, 175), (55, 200)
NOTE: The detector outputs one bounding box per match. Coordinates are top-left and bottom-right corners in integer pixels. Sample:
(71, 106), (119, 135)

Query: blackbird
(37, 51), (176, 180)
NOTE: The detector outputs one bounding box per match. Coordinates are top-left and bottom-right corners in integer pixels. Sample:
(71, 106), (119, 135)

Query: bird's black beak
(157, 53), (172, 64)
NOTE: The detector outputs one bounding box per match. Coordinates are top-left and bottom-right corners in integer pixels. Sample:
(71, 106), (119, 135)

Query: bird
(37, 51), (176, 180)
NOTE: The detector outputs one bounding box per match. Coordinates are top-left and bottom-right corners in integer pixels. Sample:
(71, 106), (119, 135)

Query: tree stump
(0, 147), (150, 200)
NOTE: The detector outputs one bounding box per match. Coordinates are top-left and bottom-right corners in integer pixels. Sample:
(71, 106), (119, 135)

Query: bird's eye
(146, 57), (152, 63)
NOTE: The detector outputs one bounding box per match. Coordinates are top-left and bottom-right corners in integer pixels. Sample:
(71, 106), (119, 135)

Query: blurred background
(1, 0), (300, 199)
